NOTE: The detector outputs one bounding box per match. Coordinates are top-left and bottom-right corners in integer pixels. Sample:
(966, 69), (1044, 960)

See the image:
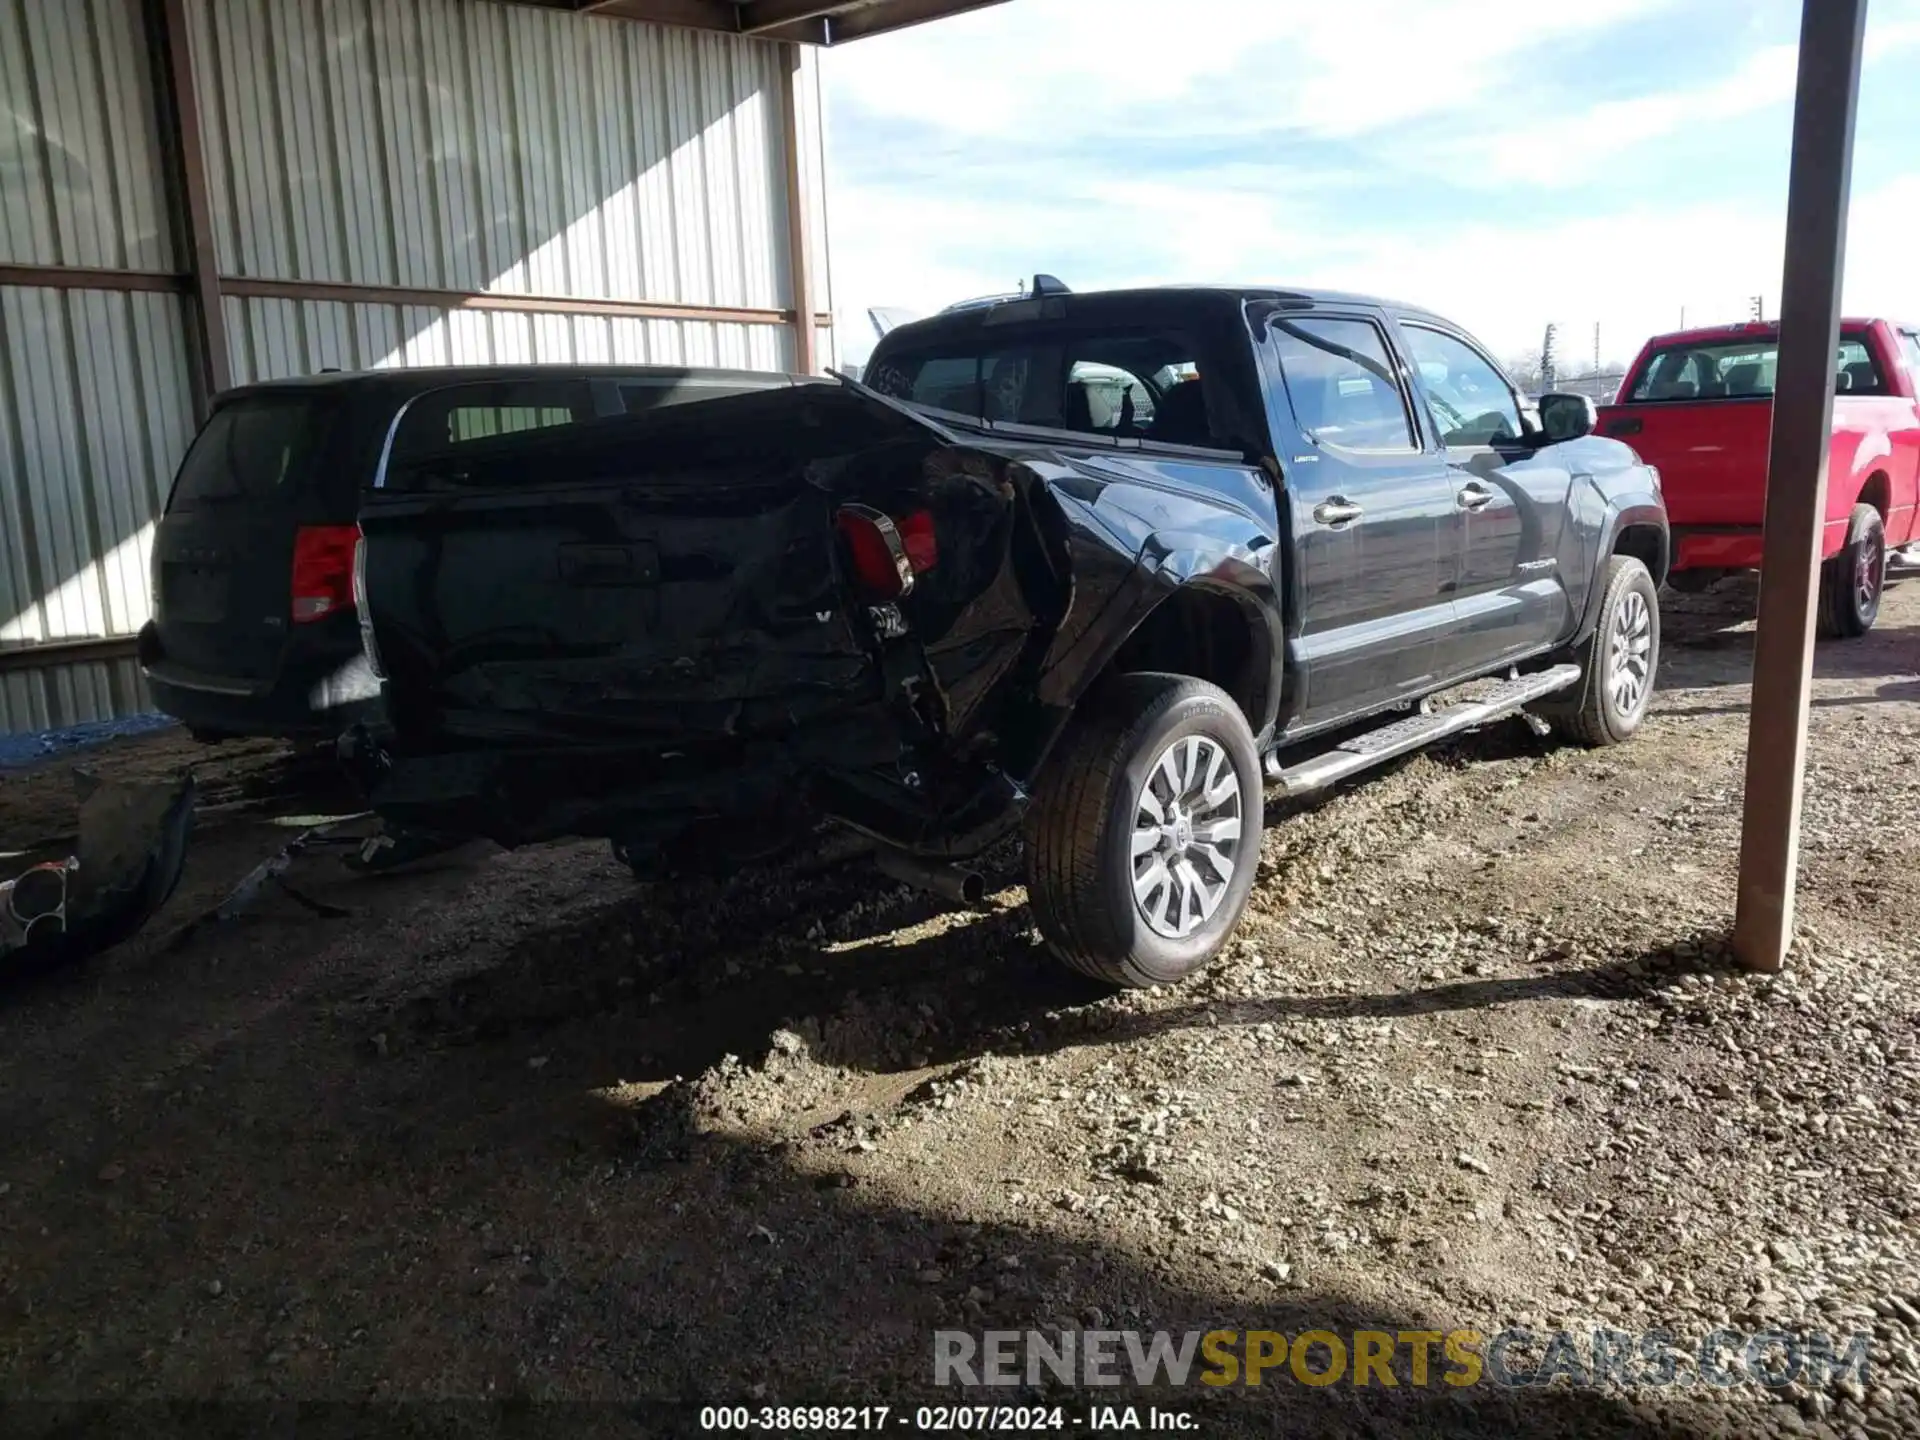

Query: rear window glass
(1628, 334), (1884, 402)
(866, 328), (1219, 447)
(391, 381), (595, 460)
(167, 396), (329, 509)
(1900, 331), (1920, 375)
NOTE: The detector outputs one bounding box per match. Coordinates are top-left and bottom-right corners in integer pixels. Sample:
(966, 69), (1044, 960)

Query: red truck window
(1627, 334), (1885, 402)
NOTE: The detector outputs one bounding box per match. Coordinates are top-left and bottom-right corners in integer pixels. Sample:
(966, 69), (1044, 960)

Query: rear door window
(1270, 316), (1416, 452)
(167, 395), (331, 510)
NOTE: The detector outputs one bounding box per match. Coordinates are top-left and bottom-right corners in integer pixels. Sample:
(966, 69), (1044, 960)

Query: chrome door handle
(1313, 498), (1364, 526)
(1457, 482), (1495, 510)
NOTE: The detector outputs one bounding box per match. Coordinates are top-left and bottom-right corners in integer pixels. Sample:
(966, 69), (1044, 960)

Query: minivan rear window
(167, 395), (330, 509)
(390, 380), (596, 462)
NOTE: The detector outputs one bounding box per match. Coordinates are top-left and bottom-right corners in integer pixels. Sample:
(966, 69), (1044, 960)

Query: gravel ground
(0, 576), (1915, 1439)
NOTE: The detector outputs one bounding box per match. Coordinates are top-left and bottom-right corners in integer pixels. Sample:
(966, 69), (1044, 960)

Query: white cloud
(825, 0), (1677, 141)
(832, 170), (1920, 369)
(822, 0), (1920, 363)
(1461, 44), (1799, 187)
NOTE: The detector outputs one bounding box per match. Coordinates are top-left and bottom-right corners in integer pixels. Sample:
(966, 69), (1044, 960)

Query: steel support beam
(573, 0), (740, 28)
(824, 0), (1007, 42)
(0, 264), (188, 295)
(779, 43), (820, 375)
(1732, 0), (1868, 973)
(537, 0), (1007, 42)
(739, 0), (857, 31)
(218, 276), (817, 328)
(0, 636), (141, 673)
(151, 0), (231, 414)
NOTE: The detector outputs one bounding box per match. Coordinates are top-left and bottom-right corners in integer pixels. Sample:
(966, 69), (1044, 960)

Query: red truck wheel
(1817, 503), (1886, 639)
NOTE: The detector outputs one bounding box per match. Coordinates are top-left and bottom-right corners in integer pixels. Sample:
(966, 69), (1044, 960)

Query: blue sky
(819, 0), (1920, 369)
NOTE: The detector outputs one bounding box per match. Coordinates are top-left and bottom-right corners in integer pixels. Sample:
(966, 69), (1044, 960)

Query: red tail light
(291, 525), (360, 623)
(895, 508), (937, 574)
(836, 506), (937, 601)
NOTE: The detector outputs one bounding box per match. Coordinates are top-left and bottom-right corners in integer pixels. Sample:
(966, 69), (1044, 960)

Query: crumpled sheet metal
(0, 771), (196, 970)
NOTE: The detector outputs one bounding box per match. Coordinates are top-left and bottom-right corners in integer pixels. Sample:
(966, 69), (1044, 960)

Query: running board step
(1264, 664), (1583, 797)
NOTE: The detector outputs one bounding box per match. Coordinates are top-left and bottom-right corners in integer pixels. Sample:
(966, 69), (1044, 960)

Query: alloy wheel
(1608, 589), (1654, 719)
(1130, 735), (1244, 940)
(1857, 529), (1886, 619)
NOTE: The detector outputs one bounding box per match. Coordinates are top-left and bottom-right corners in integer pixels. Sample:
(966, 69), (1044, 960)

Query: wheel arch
(1856, 468), (1892, 522)
(1612, 520), (1670, 588)
(1096, 580), (1279, 735)
(1571, 504), (1668, 645)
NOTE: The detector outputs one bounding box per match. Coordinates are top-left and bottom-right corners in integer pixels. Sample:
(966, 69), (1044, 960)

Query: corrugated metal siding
(0, 0), (175, 270)
(1, 0), (187, 732)
(0, 0), (192, 733)
(0, 655), (145, 733)
(221, 295), (791, 382)
(0, 284), (195, 641)
(192, 0), (797, 314)
(2, 0), (832, 735)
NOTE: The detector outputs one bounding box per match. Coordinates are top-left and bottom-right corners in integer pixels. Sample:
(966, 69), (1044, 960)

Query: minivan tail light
(835, 505), (937, 601)
(290, 525), (359, 622)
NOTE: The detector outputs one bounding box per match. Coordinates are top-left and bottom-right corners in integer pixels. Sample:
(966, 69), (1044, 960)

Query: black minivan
(142, 364), (797, 739)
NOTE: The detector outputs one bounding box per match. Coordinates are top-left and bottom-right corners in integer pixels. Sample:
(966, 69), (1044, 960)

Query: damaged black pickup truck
(346, 284), (1667, 987)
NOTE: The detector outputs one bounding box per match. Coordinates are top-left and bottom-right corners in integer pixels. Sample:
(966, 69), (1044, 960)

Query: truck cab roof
(891, 284), (1453, 348)
(1639, 318), (1894, 350)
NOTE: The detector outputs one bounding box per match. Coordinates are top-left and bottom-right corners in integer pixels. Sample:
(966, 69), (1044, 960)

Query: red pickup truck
(1597, 318), (1920, 636)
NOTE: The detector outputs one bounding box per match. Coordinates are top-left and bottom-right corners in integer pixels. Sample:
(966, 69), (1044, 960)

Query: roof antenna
(1031, 274), (1071, 297)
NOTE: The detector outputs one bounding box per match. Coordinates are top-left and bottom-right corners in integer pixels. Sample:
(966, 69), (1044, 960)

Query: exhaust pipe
(875, 848), (986, 907)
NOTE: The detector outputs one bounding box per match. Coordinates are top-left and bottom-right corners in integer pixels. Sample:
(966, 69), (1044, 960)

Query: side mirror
(1539, 392), (1598, 442)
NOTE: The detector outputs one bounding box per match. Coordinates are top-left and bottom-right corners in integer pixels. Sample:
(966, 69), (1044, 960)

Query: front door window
(1402, 327), (1523, 448)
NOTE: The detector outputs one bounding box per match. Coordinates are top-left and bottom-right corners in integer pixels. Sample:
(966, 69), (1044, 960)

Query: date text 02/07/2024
(697, 1403), (1197, 1431)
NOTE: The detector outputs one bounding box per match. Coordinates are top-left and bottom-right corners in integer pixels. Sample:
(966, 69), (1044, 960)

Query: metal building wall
(191, 0), (816, 380)
(220, 297), (790, 385)
(0, 0), (190, 733)
(0, 0), (832, 734)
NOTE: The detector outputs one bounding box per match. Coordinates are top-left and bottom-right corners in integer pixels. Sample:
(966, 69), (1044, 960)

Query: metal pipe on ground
(874, 849), (986, 906)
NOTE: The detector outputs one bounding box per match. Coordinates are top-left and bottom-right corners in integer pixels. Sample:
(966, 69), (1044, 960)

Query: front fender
(1571, 495), (1668, 644)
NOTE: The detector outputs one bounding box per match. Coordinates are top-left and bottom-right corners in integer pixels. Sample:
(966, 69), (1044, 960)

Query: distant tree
(1503, 351), (1547, 392)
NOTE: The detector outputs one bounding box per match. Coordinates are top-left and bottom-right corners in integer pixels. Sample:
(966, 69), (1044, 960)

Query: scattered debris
(1, 771), (195, 975)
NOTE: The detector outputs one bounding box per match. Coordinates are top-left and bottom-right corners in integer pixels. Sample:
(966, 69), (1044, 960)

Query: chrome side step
(1264, 664), (1583, 797)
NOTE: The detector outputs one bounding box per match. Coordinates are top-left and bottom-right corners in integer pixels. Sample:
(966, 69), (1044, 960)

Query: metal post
(779, 43), (821, 376)
(1732, 0), (1868, 973)
(148, 0), (231, 414)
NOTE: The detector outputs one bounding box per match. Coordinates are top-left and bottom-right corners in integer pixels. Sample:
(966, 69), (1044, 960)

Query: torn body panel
(350, 379), (1279, 865)
(1, 773), (196, 976)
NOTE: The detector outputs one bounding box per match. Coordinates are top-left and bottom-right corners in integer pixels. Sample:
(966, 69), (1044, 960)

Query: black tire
(1546, 555), (1660, 748)
(1817, 503), (1886, 639)
(1024, 673), (1263, 989)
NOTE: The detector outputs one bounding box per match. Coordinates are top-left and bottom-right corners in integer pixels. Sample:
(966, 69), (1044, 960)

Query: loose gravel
(0, 575), (1915, 1438)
